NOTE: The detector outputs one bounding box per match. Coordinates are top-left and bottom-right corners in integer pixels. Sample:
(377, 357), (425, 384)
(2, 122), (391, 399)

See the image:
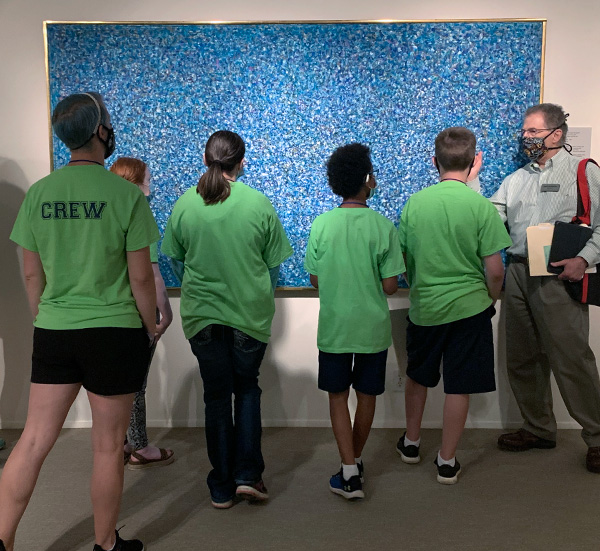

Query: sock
(405, 435), (421, 447)
(98, 539), (116, 551)
(355, 456), (362, 466)
(342, 463), (359, 480)
(437, 451), (456, 467)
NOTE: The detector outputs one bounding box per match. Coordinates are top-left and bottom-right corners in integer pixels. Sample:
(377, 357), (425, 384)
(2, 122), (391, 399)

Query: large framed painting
(45, 20), (545, 287)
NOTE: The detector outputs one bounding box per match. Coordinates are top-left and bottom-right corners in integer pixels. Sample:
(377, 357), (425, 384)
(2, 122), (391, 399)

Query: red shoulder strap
(573, 158), (598, 226)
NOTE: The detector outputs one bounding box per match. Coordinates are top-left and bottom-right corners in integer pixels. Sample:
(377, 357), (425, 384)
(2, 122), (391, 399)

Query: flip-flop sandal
(127, 448), (175, 470)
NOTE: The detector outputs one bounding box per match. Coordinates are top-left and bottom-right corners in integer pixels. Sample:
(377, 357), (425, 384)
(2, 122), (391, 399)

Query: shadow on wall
(0, 158), (33, 428)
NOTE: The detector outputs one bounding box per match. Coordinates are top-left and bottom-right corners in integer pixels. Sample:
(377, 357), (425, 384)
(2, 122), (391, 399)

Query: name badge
(541, 184), (560, 192)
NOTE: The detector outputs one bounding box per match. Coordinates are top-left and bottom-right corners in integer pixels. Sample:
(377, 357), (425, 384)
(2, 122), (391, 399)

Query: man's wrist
(576, 255), (590, 268)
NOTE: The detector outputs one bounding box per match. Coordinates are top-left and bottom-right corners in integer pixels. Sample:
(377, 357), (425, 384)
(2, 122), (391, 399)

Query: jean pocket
(190, 325), (214, 346)
(233, 329), (264, 353)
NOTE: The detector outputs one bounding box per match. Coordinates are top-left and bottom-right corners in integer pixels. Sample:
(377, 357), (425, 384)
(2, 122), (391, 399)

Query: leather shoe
(498, 429), (556, 452)
(586, 446), (600, 473)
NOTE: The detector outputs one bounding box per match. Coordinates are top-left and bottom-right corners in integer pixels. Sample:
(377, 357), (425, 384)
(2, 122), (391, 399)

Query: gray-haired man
(491, 103), (600, 473)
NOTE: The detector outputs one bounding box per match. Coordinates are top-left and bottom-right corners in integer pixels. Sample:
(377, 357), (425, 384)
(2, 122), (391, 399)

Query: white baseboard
(0, 419), (584, 430)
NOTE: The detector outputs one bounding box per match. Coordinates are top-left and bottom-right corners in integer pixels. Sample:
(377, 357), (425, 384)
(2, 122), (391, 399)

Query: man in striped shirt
(491, 103), (600, 473)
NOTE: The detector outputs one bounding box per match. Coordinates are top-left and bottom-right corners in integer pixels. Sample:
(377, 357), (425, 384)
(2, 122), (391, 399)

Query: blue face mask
(145, 192), (155, 203)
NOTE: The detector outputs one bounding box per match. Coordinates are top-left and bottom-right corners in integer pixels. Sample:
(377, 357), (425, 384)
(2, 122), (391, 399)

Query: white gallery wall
(1, 0), (599, 429)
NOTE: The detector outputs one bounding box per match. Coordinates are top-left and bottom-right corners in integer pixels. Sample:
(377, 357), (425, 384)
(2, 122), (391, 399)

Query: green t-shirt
(161, 181), (293, 342)
(304, 208), (405, 353)
(10, 165), (160, 329)
(399, 179), (512, 326)
(150, 241), (159, 263)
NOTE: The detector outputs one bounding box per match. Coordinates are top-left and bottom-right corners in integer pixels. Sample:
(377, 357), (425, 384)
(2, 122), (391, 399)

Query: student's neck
(68, 147), (105, 166)
(439, 170), (468, 184)
(222, 170), (237, 182)
(340, 194), (368, 208)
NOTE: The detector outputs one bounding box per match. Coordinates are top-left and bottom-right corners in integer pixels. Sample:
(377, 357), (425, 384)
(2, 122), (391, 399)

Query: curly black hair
(326, 143), (372, 199)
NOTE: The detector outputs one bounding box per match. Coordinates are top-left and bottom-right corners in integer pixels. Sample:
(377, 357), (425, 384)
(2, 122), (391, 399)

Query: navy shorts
(32, 327), (152, 396)
(318, 350), (388, 396)
(406, 306), (496, 395)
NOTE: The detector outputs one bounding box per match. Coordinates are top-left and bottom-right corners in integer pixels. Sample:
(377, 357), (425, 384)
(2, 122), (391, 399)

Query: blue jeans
(189, 324), (267, 502)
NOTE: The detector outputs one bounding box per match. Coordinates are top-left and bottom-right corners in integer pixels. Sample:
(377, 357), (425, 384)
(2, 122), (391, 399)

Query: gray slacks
(505, 262), (600, 447)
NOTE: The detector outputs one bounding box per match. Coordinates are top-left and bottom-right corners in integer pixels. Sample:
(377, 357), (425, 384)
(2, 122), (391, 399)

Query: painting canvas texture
(46, 21), (544, 287)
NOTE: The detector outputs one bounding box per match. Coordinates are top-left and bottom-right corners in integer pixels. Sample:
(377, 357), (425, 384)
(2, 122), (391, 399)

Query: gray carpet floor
(1, 427), (599, 550)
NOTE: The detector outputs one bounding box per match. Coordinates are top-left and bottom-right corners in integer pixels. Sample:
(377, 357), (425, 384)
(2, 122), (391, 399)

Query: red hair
(110, 157), (147, 186)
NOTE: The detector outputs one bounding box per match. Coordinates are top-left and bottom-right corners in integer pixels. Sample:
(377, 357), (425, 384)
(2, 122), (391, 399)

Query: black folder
(546, 221), (592, 274)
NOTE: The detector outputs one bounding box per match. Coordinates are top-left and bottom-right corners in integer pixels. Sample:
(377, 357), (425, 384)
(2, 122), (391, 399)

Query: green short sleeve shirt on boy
(10, 165), (160, 329)
(304, 208), (405, 354)
(399, 179), (512, 326)
(150, 241), (159, 263)
(161, 181), (293, 342)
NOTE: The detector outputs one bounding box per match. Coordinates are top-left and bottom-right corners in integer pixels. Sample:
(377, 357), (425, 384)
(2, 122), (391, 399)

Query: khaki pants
(505, 262), (600, 446)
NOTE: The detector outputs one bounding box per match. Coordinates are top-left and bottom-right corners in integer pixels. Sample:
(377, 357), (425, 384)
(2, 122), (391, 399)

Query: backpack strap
(573, 158), (598, 226)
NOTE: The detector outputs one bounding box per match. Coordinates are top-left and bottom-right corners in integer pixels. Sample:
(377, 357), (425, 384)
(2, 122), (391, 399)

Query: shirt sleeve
(489, 177), (509, 223)
(161, 209), (186, 261)
(125, 194), (160, 252)
(466, 176), (481, 193)
(303, 223), (319, 276)
(379, 223), (406, 278)
(478, 200), (513, 257)
(262, 202), (294, 269)
(398, 200), (410, 253)
(9, 191), (38, 252)
(149, 241), (159, 263)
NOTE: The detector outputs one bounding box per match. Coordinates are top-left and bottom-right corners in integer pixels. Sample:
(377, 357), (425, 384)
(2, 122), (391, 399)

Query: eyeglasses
(518, 128), (555, 137)
(369, 169), (379, 177)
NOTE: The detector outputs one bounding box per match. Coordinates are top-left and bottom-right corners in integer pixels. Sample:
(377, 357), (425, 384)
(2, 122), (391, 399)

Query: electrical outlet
(395, 375), (405, 392)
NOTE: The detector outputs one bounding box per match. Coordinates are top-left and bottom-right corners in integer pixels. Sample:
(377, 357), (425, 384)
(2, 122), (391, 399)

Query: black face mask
(98, 125), (116, 159)
(72, 124), (115, 158)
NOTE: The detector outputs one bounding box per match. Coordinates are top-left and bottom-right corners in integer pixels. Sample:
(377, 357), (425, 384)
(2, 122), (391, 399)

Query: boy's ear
(431, 156), (437, 168)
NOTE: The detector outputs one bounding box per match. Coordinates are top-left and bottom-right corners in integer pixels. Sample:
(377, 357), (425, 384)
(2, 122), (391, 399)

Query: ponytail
(197, 160), (231, 205)
(196, 130), (245, 205)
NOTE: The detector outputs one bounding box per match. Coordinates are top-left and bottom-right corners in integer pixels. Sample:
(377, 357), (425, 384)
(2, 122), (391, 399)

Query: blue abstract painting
(46, 21), (544, 287)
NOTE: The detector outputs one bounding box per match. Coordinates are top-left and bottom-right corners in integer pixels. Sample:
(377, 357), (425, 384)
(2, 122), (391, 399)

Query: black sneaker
(434, 457), (461, 485)
(357, 461), (364, 483)
(329, 469), (364, 500)
(396, 432), (421, 464)
(92, 529), (144, 551)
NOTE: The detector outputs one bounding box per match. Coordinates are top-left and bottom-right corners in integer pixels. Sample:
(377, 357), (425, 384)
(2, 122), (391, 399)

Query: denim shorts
(32, 327), (152, 396)
(318, 349), (388, 396)
(406, 306), (496, 395)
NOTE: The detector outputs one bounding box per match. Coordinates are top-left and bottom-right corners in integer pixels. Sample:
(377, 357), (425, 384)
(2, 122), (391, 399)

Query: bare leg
(329, 390), (355, 465)
(405, 377), (428, 441)
(440, 394), (469, 460)
(0, 383), (80, 551)
(88, 391), (135, 551)
(352, 391), (377, 458)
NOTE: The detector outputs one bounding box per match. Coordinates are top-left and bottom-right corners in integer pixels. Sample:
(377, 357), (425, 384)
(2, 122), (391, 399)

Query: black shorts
(32, 327), (152, 396)
(406, 306), (496, 395)
(318, 350), (388, 396)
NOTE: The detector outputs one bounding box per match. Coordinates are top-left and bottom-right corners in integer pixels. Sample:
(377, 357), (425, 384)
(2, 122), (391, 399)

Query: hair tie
(210, 159), (223, 167)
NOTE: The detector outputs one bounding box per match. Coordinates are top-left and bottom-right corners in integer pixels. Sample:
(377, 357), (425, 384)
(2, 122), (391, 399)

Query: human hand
(147, 325), (159, 347)
(155, 318), (171, 341)
(551, 256), (588, 282)
(467, 151), (483, 182)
